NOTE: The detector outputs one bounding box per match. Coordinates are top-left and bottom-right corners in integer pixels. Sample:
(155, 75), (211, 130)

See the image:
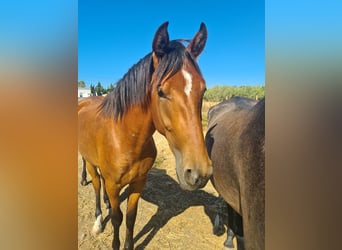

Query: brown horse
(205, 96), (265, 250)
(78, 22), (212, 250)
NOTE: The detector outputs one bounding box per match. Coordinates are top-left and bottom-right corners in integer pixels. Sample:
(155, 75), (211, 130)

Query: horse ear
(187, 23), (207, 58)
(152, 21), (170, 57)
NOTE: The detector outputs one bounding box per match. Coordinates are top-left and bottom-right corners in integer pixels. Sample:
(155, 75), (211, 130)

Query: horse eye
(157, 87), (166, 98)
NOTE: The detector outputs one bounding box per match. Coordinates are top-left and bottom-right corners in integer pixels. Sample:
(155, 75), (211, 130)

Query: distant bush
(203, 85), (265, 102)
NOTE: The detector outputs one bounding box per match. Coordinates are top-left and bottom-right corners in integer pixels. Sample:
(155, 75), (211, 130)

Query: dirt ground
(78, 102), (237, 250)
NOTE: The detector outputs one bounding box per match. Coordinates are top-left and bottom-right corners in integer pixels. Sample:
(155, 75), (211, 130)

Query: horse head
(150, 22), (212, 190)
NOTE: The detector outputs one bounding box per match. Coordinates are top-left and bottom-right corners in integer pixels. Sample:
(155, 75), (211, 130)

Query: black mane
(99, 40), (202, 120)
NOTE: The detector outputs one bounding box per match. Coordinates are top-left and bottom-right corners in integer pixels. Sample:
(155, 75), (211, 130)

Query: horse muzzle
(177, 165), (212, 191)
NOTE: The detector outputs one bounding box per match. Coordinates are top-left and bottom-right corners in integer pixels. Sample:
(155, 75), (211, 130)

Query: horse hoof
(223, 241), (235, 249)
(91, 215), (103, 235)
(222, 246), (235, 250)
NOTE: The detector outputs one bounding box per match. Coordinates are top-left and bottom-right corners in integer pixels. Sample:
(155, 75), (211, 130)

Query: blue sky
(78, 1), (264, 88)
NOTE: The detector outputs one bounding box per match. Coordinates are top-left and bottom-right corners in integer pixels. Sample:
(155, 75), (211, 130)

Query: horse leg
(105, 181), (123, 250)
(235, 235), (245, 250)
(101, 176), (111, 212)
(222, 228), (235, 250)
(123, 177), (147, 250)
(86, 162), (103, 235)
(80, 157), (88, 186)
(213, 196), (237, 250)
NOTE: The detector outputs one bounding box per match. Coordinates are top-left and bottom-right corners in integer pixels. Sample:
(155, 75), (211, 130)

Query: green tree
(95, 82), (105, 96)
(78, 81), (86, 88)
(204, 85), (265, 102)
(107, 83), (115, 93)
(90, 84), (95, 96)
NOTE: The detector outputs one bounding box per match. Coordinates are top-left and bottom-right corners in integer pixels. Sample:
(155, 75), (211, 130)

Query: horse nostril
(185, 168), (200, 185)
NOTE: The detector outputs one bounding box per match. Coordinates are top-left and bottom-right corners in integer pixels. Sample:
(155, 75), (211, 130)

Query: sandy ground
(78, 102), (238, 250)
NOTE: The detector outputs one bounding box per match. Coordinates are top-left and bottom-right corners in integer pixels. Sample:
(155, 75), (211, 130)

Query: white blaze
(182, 69), (192, 96)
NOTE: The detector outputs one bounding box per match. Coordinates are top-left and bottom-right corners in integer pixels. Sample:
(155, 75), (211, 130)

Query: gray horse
(205, 96), (265, 250)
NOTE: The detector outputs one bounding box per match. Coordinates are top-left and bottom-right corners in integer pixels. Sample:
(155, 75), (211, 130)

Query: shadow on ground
(127, 168), (227, 249)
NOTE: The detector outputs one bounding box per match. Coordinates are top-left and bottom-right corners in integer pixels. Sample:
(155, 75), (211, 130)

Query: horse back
(78, 96), (103, 112)
(207, 96), (258, 124)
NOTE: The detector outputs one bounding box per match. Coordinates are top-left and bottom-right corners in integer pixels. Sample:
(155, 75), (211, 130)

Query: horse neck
(120, 105), (155, 142)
